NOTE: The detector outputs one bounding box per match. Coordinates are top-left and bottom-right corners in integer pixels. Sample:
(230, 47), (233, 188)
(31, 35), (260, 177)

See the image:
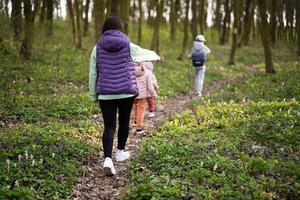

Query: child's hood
(192, 41), (204, 51)
(135, 65), (148, 78)
(142, 62), (153, 72)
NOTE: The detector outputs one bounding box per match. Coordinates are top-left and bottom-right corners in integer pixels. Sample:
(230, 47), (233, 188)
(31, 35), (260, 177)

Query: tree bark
(220, 0), (230, 45)
(150, 0), (165, 53)
(270, 0), (277, 45)
(239, 0), (254, 47)
(198, 0), (205, 33)
(19, 0), (40, 60)
(170, 0), (176, 41)
(46, 0), (54, 36)
(94, 0), (105, 42)
(191, 0), (197, 39)
(66, 0), (76, 45)
(138, 0), (143, 44)
(229, 0), (239, 65)
(178, 0), (190, 60)
(11, 0), (22, 41)
(111, 0), (120, 16)
(83, 0), (90, 37)
(257, 0), (275, 73)
(297, 0), (300, 56)
(106, 0), (112, 17)
(214, 0), (221, 34)
(40, 0), (46, 22)
(120, 0), (130, 34)
(74, 0), (82, 48)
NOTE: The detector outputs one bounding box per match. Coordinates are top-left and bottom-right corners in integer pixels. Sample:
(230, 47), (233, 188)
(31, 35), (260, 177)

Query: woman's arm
(88, 46), (98, 102)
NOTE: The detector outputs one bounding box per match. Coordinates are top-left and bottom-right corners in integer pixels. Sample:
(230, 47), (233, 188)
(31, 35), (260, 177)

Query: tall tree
(270, 0), (277, 45)
(46, 0), (54, 36)
(66, 0), (76, 44)
(83, 0), (90, 37)
(11, 0), (22, 40)
(228, 0), (239, 65)
(111, 0), (120, 16)
(198, 0), (205, 33)
(297, 0), (300, 56)
(178, 0), (190, 60)
(238, 0), (254, 47)
(120, 0), (130, 34)
(19, 0), (40, 60)
(74, 0), (82, 48)
(170, 0), (176, 41)
(191, 0), (198, 39)
(106, 0), (112, 17)
(138, 0), (143, 44)
(220, 0), (230, 45)
(94, 0), (106, 42)
(257, 0), (275, 73)
(150, 0), (165, 53)
(214, 0), (221, 34)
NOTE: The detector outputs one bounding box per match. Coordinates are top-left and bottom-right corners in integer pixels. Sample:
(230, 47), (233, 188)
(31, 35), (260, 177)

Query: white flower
(213, 164), (218, 171)
(18, 154), (22, 161)
(31, 159), (35, 167)
(200, 161), (204, 168)
(15, 180), (19, 188)
(6, 159), (10, 172)
(25, 151), (29, 160)
(52, 153), (55, 158)
(30, 154), (34, 160)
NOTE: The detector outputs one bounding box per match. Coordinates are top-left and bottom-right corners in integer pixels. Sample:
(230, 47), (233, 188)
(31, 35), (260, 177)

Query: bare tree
(178, 0), (190, 60)
(11, 0), (22, 40)
(150, 0), (165, 53)
(94, 0), (105, 42)
(257, 0), (275, 73)
(138, 0), (143, 44)
(111, 0), (120, 16)
(220, 0), (230, 45)
(170, 0), (177, 41)
(83, 0), (90, 37)
(66, 0), (76, 44)
(74, 0), (82, 48)
(46, 0), (54, 36)
(120, 0), (130, 34)
(229, 0), (239, 65)
(297, 0), (300, 56)
(191, 0), (198, 39)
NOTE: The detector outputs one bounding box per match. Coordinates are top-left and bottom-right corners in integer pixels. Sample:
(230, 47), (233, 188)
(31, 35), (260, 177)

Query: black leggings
(99, 97), (135, 158)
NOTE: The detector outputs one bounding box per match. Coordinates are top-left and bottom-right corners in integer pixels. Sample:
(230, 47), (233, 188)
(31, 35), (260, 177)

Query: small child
(134, 63), (156, 134)
(142, 62), (159, 118)
(190, 34), (211, 97)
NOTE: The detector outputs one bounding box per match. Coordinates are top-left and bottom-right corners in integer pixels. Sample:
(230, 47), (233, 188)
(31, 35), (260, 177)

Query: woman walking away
(134, 63), (156, 134)
(88, 16), (139, 176)
(190, 34), (211, 97)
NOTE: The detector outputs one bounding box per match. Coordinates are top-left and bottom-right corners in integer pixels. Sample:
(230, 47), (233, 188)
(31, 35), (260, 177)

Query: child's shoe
(136, 128), (145, 134)
(103, 157), (116, 176)
(148, 112), (155, 118)
(116, 149), (130, 162)
(196, 92), (202, 97)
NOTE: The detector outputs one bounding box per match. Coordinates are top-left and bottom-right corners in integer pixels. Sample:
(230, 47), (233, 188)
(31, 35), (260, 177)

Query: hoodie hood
(99, 30), (129, 52)
(192, 41), (204, 52)
(142, 62), (153, 72)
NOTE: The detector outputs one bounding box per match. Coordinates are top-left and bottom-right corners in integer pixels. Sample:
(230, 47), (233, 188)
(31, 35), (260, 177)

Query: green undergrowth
(122, 56), (300, 199)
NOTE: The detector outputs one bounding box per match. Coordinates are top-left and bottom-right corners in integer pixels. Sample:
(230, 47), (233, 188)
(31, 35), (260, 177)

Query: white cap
(195, 34), (206, 42)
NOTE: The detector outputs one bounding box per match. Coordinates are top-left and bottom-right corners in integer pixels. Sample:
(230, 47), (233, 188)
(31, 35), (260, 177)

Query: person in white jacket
(190, 34), (211, 97)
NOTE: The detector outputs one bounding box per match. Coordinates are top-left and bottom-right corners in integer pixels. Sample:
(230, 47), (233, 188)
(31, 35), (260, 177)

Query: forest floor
(68, 64), (259, 200)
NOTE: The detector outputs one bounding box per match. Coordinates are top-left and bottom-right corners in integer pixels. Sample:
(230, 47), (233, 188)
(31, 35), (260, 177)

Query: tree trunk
(111, 0), (120, 16)
(198, 0), (205, 33)
(19, 0), (37, 60)
(94, 0), (105, 42)
(46, 0), (54, 36)
(74, 0), (82, 48)
(239, 0), (254, 46)
(229, 0), (239, 65)
(120, 0), (130, 34)
(297, 0), (300, 56)
(66, 0), (76, 44)
(178, 0), (190, 60)
(40, 0), (46, 22)
(170, 0), (176, 41)
(138, 0), (143, 44)
(106, 0), (112, 17)
(257, 0), (275, 73)
(270, 0), (277, 45)
(11, 0), (22, 41)
(220, 0), (230, 45)
(83, 0), (90, 37)
(214, 0), (221, 34)
(191, 0), (197, 39)
(150, 0), (165, 53)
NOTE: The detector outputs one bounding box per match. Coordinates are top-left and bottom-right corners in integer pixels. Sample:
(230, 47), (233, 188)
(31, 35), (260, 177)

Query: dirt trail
(68, 67), (259, 200)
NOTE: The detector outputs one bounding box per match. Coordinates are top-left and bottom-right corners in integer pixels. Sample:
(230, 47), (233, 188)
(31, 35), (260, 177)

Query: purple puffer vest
(96, 30), (138, 95)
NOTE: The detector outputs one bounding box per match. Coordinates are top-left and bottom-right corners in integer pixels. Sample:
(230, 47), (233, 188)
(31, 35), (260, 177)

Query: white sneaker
(103, 157), (116, 176)
(148, 112), (155, 118)
(115, 149), (130, 162)
(196, 92), (202, 97)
